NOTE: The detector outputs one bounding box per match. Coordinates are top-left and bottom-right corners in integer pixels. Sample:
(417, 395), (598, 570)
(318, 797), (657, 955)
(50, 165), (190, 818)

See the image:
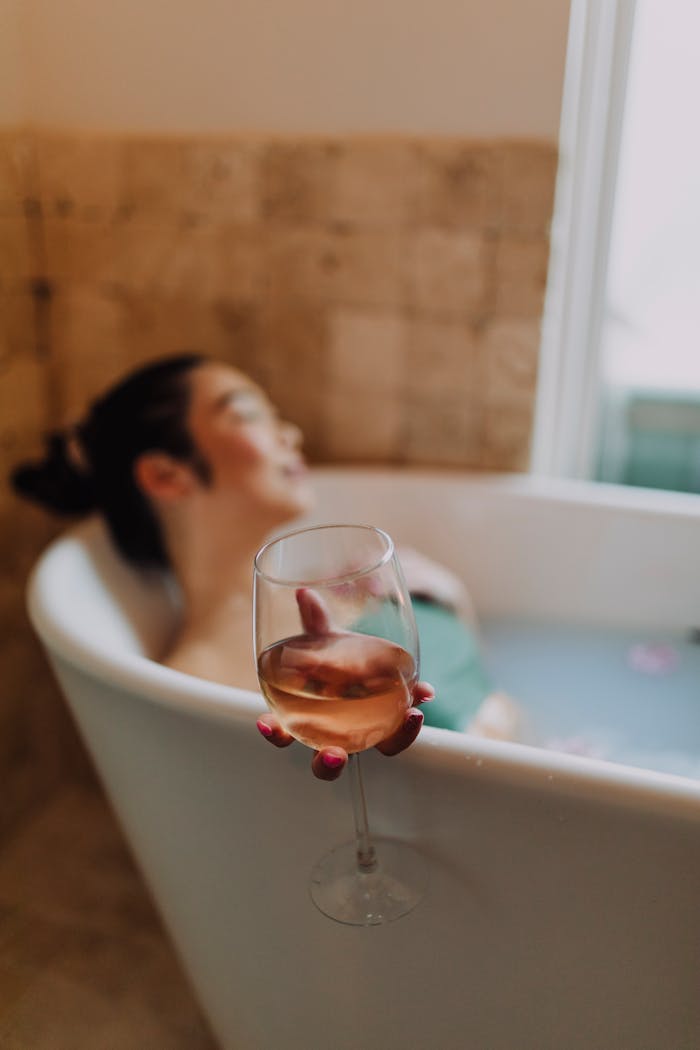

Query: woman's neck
(179, 558), (255, 630)
(164, 504), (269, 632)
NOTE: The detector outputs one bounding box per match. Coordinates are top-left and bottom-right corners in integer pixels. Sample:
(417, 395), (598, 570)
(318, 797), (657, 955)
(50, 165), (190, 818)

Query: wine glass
(253, 523), (427, 926)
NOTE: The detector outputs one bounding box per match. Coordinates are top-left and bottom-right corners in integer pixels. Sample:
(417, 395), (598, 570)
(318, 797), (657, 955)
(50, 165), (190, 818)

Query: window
(532, 0), (700, 494)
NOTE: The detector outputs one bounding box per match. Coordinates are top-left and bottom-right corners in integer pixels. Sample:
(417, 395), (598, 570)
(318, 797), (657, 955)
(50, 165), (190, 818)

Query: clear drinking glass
(253, 523), (427, 926)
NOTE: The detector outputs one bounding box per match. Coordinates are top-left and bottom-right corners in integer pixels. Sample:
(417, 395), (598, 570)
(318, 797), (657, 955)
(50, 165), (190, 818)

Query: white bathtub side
(49, 652), (700, 1050)
(309, 470), (700, 631)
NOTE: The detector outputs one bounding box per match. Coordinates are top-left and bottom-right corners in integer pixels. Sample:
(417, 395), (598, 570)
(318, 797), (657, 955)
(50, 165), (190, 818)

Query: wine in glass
(253, 523), (427, 926)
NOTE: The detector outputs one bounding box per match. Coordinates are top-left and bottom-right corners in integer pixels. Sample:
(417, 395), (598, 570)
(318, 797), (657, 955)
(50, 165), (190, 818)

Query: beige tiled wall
(31, 133), (556, 463)
(0, 129), (557, 834)
(0, 130), (80, 837)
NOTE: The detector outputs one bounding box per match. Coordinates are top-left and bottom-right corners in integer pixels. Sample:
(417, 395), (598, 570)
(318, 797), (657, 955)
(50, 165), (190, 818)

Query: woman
(13, 353), (520, 778)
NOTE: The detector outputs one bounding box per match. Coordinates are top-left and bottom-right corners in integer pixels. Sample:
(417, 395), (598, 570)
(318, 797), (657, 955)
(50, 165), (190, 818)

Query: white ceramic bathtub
(28, 469), (700, 1050)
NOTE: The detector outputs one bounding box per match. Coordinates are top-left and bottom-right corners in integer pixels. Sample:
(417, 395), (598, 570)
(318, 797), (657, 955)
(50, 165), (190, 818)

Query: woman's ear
(133, 452), (198, 503)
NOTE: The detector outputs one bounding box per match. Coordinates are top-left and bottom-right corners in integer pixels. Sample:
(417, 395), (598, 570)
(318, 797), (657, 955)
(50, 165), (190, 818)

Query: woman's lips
(281, 461), (308, 479)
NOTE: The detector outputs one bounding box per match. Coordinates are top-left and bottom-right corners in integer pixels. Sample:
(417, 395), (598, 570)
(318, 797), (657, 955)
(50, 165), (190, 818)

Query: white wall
(22, 0), (570, 138)
(0, 0), (27, 124)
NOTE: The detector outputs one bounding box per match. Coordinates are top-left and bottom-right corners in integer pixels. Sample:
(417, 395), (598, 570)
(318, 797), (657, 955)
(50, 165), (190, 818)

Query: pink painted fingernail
(322, 753), (345, 769)
(256, 720), (273, 738)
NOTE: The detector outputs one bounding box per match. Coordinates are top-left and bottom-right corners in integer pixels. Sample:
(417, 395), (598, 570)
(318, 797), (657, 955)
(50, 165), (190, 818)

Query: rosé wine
(257, 631), (416, 752)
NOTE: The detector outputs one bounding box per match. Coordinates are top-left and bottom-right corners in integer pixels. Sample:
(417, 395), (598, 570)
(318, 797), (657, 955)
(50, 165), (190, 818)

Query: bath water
(480, 619), (700, 779)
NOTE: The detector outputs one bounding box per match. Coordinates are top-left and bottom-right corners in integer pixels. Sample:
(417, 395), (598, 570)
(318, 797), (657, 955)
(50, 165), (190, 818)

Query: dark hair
(12, 353), (209, 570)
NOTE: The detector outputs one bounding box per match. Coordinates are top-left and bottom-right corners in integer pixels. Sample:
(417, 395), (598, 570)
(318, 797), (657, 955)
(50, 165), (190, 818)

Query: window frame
(530, 0), (637, 479)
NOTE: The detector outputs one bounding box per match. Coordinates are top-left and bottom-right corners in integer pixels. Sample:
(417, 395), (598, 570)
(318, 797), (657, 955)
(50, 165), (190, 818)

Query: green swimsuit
(411, 598), (493, 731)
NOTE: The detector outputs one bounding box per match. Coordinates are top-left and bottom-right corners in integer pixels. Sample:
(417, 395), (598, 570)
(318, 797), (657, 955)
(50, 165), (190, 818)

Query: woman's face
(185, 363), (314, 524)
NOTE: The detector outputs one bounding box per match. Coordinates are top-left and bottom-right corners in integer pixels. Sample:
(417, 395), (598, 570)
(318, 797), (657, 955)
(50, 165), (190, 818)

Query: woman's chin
(274, 482), (316, 522)
(291, 492), (316, 520)
(292, 476), (316, 510)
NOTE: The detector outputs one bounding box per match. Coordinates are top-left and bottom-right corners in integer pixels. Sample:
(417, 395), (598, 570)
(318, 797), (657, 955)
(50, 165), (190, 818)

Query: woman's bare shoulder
(162, 634), (259, 692)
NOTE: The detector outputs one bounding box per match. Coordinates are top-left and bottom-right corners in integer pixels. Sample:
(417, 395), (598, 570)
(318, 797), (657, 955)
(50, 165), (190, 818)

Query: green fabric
(354, 598), (493, 732)
(412, 599), (493, 731)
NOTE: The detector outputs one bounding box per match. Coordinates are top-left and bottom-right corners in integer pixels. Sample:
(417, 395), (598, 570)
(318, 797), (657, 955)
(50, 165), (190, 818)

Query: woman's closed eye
(223, 391), (275, 423)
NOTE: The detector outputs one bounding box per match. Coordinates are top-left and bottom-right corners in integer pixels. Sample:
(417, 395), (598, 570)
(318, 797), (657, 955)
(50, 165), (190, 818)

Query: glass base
(310, 837), (428, 926)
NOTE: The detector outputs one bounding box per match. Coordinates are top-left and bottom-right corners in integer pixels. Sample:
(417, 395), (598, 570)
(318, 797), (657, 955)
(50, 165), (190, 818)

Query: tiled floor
(0, 786), (219, 1049)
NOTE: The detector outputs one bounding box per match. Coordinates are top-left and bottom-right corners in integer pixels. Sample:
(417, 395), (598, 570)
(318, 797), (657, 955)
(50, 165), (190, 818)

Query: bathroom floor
(0, 785), (219, 1049)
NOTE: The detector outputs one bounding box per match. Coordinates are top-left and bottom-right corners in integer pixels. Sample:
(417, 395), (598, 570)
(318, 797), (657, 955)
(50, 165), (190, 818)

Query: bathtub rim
(40, 636), (700, 823)
(311, 465), (700, 518)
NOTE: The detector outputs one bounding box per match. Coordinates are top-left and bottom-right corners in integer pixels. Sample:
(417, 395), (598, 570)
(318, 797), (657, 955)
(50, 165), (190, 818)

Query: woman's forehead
(191, 363), (263, 406)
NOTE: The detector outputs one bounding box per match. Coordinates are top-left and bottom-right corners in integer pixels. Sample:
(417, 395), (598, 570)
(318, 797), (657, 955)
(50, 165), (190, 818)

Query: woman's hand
(256, 588), (434, 781)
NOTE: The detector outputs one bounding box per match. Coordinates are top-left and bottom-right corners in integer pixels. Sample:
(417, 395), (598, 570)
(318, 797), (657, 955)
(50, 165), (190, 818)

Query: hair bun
(11, 430), (96, 516)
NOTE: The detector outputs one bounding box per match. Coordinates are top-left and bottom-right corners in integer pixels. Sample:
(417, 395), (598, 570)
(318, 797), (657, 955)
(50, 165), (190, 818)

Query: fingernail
(256, 720), (273, 738)
(321, 753), (345, 769)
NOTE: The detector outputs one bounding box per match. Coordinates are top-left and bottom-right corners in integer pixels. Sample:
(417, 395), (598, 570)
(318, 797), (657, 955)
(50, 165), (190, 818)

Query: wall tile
(403, 396), (484, 467)
(47, 286), (127, 423)
(0, 289), (36, 361)
(44, 218), (263, 305)
(480, 318), (541, 400)
(42, 221), (119, 287)
(0, 132), (58, 836)
(258, 301), (329, 458)
(324, 228), (402, 309)
(36, 136), (123, 222)
(404, 317), (480, 400)
(0, 356), (49, 488)
(209, 297), (265, 379)
(479, 319), (540, 470)
(52, 286), (267, 407)
(112, 221), (222, 300)
(114, 290), (256, 372)
(121, 140), (189, 218)
(180, 140), (261, 223)
(323, 387), (403, 462)
(410, 142), (500, 231)
(213, 223), (266, 301)
(0, 132), (39, 218)
(328, 310), (404, 393)
(499, 142), (558, 236)
(0, 219), (36, 286)
(482, 396), (534, 471)
(122, 139), (261, 223)
(328, 140), (420, 227)
(260, 141), (338, 223)
(265, 225), (403, 309)
(402, 229), (485, 317)
(493, 236), (550, 317)
(262, 227), (338, 303)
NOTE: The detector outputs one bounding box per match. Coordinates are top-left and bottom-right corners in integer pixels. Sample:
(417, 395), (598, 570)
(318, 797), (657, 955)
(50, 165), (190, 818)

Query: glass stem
(348, 754), (377, 874)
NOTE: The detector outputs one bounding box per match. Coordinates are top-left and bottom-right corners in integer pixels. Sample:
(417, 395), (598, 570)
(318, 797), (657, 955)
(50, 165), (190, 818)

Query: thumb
(296, 587), (332, 635)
